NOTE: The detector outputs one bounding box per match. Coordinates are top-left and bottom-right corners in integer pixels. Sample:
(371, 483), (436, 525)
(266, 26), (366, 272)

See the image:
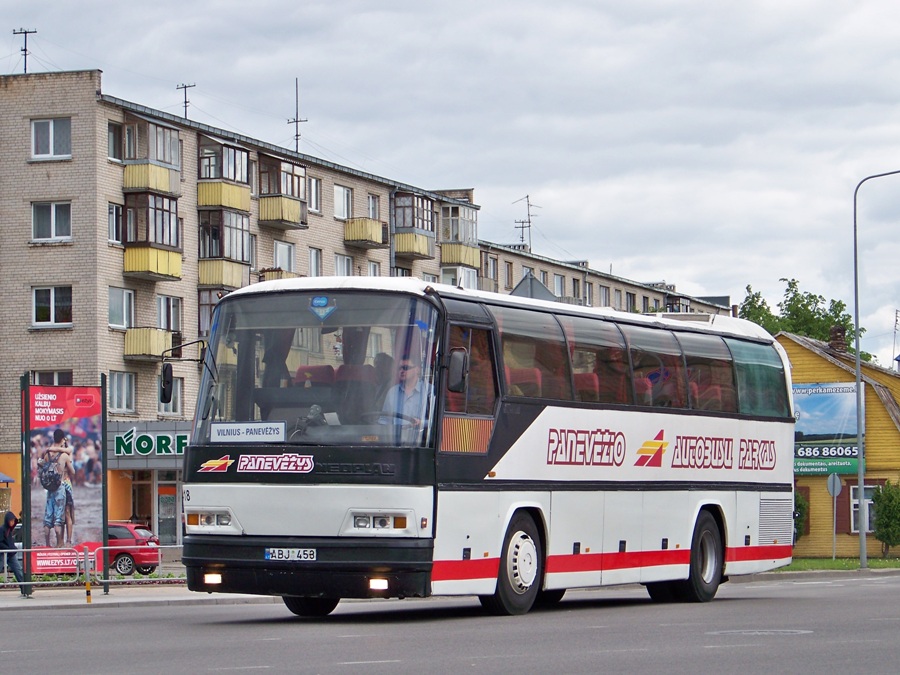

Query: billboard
(793, 382), (860, 475)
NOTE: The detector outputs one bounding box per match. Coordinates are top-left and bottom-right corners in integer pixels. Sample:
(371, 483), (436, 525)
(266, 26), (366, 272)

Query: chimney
(829, 325), (848, 352)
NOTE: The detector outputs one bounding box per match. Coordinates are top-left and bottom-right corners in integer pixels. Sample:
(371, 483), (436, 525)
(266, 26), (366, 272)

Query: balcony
(258, 268), (303, 282)
(440, 242), (480, 268)
(124, 328), (182, 361)
(123, 162), (180, 196)
(393, 230), (435, 260)
(478, 277), (499, 293)
(123, 246), (182, 281)
(259, 196), (308, 230)
(344, 218), (389, 249)
(197, 180), (251, 212)
(198, 259), (249, 289)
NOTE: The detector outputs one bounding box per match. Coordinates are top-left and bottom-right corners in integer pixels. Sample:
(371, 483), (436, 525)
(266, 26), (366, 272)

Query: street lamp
(852, 169), (900, 568)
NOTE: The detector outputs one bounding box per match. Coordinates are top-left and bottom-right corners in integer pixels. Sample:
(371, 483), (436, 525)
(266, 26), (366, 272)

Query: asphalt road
(3, 575), (898, 674)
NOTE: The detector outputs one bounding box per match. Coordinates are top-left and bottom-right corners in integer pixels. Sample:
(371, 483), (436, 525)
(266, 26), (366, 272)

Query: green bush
(794, 489), (809, 543)
(872, 480), (900, 557)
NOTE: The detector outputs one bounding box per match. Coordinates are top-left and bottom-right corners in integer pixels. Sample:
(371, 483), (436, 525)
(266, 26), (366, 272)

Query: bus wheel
(680, 511), (723, 603)
(535, 589), (566, 607)
(479, 512), (542, 615)
(283, 596), (340, 617)
(645, 581), (679, 603)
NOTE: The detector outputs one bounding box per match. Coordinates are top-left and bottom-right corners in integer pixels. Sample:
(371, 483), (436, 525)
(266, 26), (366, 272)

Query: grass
(780, 557), (900, 571)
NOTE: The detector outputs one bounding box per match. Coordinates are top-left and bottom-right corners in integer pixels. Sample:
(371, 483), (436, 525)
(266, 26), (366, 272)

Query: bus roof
(225, 277), (774, 343)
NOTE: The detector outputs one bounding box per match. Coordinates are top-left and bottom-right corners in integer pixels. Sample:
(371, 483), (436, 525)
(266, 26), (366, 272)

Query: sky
(4, 0), (900, 366)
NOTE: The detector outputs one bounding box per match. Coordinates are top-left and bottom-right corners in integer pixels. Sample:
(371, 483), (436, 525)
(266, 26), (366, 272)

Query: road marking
(338, 660), (402, 666)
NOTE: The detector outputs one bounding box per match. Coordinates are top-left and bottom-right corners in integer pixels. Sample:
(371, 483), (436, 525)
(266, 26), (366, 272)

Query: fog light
(373, 516), (390, 529)
(217, 513), (232, 526)
(204, 573), (222, 585)
(369, 578), (388, 591)
(201, 514), (216, 526)
(354, 515), (371, 528)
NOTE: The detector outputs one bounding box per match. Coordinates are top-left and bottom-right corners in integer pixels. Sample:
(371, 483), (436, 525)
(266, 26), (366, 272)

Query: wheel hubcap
(698, 530), (717, 584)
(507, 530), (538, 594)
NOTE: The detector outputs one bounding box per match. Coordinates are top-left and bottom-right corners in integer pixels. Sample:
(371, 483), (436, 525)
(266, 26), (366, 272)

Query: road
(3, 575), (898, 674)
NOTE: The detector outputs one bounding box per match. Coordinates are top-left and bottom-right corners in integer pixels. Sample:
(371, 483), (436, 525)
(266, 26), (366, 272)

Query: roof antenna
(512, 195), (540, 252)
(176, 83), (195, 118)
(13, 28), (36, 74)
(287, 78), (308, 152)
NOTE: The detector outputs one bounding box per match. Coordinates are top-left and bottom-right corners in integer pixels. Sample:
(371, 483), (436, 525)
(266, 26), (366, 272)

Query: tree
(793, 489), (809, 544)
(872, 480), (900, 557)
(739, 279), (870, 360)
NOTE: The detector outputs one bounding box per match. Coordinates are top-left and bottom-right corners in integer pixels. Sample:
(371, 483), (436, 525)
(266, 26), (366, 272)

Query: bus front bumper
(183, 534), (433, 599)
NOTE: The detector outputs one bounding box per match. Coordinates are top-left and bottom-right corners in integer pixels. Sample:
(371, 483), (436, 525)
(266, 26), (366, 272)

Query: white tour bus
(177, 277), (794, 616)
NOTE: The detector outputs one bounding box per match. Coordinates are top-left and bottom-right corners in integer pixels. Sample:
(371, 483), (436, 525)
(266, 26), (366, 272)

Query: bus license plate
(265, 548), (317, 561)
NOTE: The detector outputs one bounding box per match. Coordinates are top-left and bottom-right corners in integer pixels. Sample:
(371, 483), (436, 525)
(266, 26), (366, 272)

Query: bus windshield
(195, 290), (440, 448)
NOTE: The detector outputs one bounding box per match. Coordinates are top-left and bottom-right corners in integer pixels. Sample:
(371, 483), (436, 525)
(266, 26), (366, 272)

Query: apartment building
(0, 70), (481, 542)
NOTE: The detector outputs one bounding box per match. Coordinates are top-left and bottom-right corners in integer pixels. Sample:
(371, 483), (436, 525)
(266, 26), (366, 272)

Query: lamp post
(852, 169), (900, 568)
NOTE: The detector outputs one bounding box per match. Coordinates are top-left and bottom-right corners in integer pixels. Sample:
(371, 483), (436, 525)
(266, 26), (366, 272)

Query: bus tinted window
(446, 325), (497, 415)
(620, 325), (687, 408)
(558, 315), (631, 404)
(490, 305), (573, 401)
(676, 333), (737, 413)
(724, 338), (790, 418)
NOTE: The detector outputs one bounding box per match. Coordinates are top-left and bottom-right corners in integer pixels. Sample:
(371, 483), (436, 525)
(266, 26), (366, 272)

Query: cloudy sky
(5, 1), (900, 365)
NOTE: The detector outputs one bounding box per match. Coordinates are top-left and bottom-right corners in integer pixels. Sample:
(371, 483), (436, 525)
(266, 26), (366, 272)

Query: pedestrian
(1, 511), (29, 598)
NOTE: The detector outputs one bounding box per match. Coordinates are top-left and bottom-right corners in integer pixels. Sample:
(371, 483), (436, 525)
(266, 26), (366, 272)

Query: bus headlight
(186, 509), (239, 533)
(342, 511), (415, 536)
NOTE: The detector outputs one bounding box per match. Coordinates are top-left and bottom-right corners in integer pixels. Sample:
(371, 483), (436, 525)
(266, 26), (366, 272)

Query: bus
(177, 277), (794, 616)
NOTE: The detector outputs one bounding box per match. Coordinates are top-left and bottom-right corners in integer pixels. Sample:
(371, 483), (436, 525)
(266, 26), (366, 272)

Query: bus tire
(535, 588), (566, 607)
(645, 581), (679, 603)
(679, 511), (723, 603)
(479, 512), (542, 616)
(283, 596), (340, 617)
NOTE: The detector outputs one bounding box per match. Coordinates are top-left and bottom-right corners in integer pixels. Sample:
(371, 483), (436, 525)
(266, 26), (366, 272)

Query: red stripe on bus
(725, 544), (792, 562)
(432, 558), (500, 581)
(546, 549), (690, 574)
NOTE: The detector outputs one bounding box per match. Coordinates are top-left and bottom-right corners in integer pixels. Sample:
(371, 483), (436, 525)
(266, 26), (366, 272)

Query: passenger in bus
(373, 352), (395, 409)
(381, 355), (427, 426)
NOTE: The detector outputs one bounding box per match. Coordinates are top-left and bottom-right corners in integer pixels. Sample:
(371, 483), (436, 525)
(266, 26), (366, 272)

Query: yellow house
(777, 331), (900, 557)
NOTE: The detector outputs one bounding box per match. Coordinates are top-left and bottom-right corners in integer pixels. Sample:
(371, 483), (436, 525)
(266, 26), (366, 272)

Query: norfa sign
(115, 427), (188, 457)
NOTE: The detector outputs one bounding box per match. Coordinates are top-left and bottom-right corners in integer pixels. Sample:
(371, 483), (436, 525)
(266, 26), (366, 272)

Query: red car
(28, 522), (160, 576)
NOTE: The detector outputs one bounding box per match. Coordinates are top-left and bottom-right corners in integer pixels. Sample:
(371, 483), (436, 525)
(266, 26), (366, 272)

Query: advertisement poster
(26, 386), (103, 570)
(793, 382), (860, 475)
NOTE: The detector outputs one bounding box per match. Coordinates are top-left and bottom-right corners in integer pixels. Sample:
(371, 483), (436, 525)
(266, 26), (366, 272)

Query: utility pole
(893, 309), (900, 372)
(513, 195), (540, 252)
(287, 78), (308, 152)
(13, 28), (36, 74)
(176, 83), (196, 118)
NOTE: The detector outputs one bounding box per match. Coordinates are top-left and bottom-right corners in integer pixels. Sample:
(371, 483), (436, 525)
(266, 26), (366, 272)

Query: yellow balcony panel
(123, 247), (183, 281)
(258, 268), (303, 282)
(124, 328), (172, 360)
(441, 242), (480, 268)
(197, 180), (252, 212)
(198, 259), (248, 289)
(344, 218), (388, 249)
(123, 163), (181, 196)
(259, 196), (307, 230)
(394, 231), (435, 260)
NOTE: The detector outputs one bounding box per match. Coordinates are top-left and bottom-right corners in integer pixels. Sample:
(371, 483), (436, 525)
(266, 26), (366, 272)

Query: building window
(394, 193), (434, 232)
(157, 295), (182, 331)
(124, 194), (180, 248)
(199, 141), (246, 182)
(523, 266), (534, 278)
(108, 122), (123, 161)
(308, 177), (322, 213)
(108, 287), (135, 329)
(151, 124), (180, 167)
(367, 194), (380, 220)
(32, 371), (74, 386)
(585, 282), (594, 307)
(540, 271), (548, 286)
(109, 371), (136, 413)
(599, 286), (610, 306)
(554, 274), (565, 296)
(199, 290), (223, 337)
(505, 261), (514, 289)
(572, 278), (581, 300)
(642, 296), (650, 313)
(32, 118), (71, 159)
(275, 241), (295, 272)
(249, 234), (258, 272)
(614, 289), (623, 310)
(249, 160), (258, 196)
(260, 158), (305, 198)
(158, 376), (183, 415)
(423, 273), (438, 283)
(32, 202), (72, 241)
(108, 203), (123, 244)
(334, 254), (353, 276)
(199, 210), (250, 262)
(440, 204), (477, 244)
(125, 124), (137, 159)
(393, 266), (412, 277)
(334, 185), (352, 220)
(486, 256), (498, 280)
(852, 485), (877, 533)
(626, 292), (636, 312)
(308, 247), (322, 277)
(442, 266), (477, 289)
(33, 286), (72, 326)
(368, 261), (380, 277)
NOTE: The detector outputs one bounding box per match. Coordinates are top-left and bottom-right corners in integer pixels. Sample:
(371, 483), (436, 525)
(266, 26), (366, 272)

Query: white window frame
(32, 118), (71, 159)
(108, 121), (123, 161)
(851, 484), (877, 534)
(553, 274), (565, 296)
(334, 253), (353, 276)
(157, 295), (182, 332)
(158, 376), (183, 415)
(367, 261), (381, 277)
(249, 234), (258, 272)
(367, 194), (380, 220)
(108, 203), (123, 243)
(32, 370), (74, 386)
(308, 177), (322, 213)
(309, 247), (322, 277)
(334, 184), (352, 220)
(32, 202), (72, 241)
(109, 371), (136, 413)
(441, 266), (477, 289)
(33, 286), (72, 327)
(108, 287), (135, 329)
(274, 241), (295, 272)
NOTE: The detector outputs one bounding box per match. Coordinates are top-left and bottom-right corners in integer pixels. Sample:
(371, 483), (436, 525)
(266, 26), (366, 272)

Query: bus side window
(445, 326), (497, 415)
